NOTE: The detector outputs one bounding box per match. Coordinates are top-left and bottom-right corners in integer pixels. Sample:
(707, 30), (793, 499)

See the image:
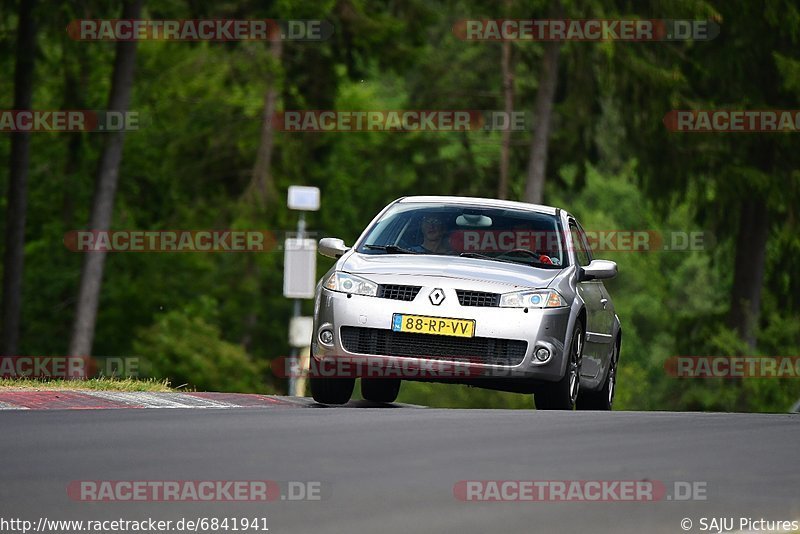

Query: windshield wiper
(459, 252), (520, 265)
(364, 244), (419, 255)
(460, 252), (563, 268)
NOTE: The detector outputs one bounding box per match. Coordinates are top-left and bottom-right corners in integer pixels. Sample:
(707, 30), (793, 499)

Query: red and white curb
(0, 391), (313, 410)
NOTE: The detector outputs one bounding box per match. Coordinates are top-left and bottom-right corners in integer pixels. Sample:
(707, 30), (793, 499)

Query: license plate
(391, 314), (475, 338)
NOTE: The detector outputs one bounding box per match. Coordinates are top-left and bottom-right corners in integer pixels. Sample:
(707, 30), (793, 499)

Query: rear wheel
(361, 378), (401, 403)
(577, 339), (618, 411)
(535, 323), (583, 410)
(310, 374), (355, 405)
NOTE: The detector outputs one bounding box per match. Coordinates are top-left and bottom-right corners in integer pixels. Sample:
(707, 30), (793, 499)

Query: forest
(1, 0), (798, 411)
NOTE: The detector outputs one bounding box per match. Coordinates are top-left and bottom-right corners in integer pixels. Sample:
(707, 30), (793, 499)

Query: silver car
(310, 196), (621, 410)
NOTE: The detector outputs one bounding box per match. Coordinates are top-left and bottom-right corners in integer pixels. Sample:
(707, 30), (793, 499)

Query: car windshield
(356, 202), (567, 268)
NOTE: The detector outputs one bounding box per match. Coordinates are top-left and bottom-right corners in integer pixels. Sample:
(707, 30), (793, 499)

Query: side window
(569, 222), (591, 267)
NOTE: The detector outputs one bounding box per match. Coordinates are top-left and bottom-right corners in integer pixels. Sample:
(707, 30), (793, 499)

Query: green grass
(0, 377), (174, 392)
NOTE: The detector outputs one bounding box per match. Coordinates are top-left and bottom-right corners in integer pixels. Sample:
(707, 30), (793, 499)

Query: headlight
(499, 289), (566, 308)
(324, 272), (378, 297)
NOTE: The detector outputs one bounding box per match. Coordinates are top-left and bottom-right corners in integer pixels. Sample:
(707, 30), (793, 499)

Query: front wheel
(535, 323), (583, 410)
(310, 374), (355, 405)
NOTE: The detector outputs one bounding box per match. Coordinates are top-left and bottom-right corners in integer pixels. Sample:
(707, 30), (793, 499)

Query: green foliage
(393, 381), (533, 409)
(134, 297), (268, 393)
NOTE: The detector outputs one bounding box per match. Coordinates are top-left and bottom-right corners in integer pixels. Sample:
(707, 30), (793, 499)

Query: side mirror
(319, 237), (349, 259)
(580, 259), (617, 281)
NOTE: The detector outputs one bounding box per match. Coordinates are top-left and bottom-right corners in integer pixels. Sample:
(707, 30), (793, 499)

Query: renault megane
(310, 196), (620, 410)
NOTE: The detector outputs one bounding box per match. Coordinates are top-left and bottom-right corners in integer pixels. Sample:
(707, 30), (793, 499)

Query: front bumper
(312, 281), (571, 383)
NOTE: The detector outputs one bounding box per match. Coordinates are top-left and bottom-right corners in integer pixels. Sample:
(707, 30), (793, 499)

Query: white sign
(289, 316), (314, 348)
(283, 238), (317, 298)
(287, 186), (320, 211)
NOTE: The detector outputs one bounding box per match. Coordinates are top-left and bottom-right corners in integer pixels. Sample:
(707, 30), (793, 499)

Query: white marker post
(284, 186), (320, 396)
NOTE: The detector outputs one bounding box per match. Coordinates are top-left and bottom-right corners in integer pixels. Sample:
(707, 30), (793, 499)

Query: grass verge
(0, 377), (174, 392)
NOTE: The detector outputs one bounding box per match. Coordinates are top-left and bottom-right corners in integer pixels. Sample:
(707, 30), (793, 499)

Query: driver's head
(421, 214), (445, 241)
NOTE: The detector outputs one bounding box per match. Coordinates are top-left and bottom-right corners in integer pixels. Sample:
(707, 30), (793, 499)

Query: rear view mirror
(456, 214), (492, 227)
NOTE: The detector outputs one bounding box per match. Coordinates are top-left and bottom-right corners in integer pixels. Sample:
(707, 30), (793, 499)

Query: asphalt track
(1, 399), (798, 534)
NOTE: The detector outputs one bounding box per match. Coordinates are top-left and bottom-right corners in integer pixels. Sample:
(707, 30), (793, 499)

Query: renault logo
(429, 288), (446, 306)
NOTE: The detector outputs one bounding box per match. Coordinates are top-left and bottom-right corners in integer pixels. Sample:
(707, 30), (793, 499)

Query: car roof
(397, 196), (560, 215)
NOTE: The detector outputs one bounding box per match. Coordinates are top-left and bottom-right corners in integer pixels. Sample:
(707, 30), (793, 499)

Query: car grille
(377, 284), (421, 301)
(456, 290), (501, 307)
(340, 327), (527, 366)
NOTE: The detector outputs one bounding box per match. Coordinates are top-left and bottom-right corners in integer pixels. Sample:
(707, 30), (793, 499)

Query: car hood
(340, 252), (559, 289)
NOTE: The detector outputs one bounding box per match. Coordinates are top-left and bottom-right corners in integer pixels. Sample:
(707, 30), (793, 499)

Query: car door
(576, 220), (616, 336)
(593, 264), (617, 378)
(568, 220), (604, 380)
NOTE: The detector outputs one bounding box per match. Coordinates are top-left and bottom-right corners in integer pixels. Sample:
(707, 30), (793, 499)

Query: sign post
(284, 186), (320, 396)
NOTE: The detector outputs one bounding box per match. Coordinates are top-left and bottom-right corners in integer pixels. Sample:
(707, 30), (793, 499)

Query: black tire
(577, 339), (618, 411)
(361, 378), (401, 403)
(535, 322), (583, 410)
(310, 376), (355, 405)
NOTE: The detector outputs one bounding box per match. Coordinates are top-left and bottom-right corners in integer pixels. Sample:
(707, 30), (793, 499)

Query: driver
(410, 214), (454, 254)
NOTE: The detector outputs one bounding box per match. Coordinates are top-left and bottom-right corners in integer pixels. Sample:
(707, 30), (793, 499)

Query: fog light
(319, 329), (334, 345)
(535, 347), (551, 362)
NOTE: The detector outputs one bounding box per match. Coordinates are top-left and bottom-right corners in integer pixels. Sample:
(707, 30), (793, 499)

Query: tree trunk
(1, 0), (37, 356)
(240, 37), (283, 349)
(246, 37), (283, 209)
(61, 37), (90, 228)
(728, 198), (769, 350)
(497, 39), (513, 200)
(523, 41), (560, 205)
(69, 0), (142, 357)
